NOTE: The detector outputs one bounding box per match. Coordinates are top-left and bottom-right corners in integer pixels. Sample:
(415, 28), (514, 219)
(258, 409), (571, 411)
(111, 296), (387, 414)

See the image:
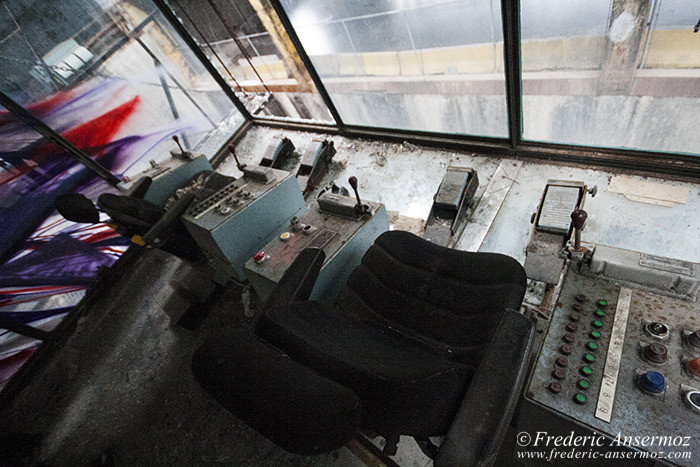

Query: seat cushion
(192, 328), (361, 455)
(256, 302), (474, 437)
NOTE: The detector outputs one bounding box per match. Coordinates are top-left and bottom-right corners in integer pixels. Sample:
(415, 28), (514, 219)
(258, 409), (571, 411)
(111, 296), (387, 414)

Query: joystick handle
(571, 209), (587, 251)
(348, 176), (362, 208)
(228, 144), (245, 171)
(172, 135), (185, 153)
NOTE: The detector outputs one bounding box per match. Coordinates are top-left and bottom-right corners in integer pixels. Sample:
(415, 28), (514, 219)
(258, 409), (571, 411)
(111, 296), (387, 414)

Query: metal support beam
(599, 0), (652, 95)
(0, 91), (121, 186)
(152, 0), (253, 121)
(501, 0), (522, 148)
(266, 0), (345, 128)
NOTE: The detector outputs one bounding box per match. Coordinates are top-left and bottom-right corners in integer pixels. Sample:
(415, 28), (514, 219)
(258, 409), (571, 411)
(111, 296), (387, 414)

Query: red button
(253, 251), (266, 263)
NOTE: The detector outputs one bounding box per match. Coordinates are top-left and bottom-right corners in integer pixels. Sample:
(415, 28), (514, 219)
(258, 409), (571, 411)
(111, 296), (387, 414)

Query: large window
(165, 0), (334, 122)
(520, 0), (700, 155)
(281, 0), (509, 137)
(0, 0), (244, 388)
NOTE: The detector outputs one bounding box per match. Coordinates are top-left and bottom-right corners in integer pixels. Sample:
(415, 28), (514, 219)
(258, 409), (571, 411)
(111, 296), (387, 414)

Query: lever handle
(570, 209), (587, 252)
(348, 176), (362, 208)
(228, 144), (245, 170)
(172, 135), (185, 153)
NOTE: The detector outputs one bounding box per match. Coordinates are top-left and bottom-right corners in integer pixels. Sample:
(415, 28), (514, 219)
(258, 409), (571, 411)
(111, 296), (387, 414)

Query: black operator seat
(192, 230), (534, 465)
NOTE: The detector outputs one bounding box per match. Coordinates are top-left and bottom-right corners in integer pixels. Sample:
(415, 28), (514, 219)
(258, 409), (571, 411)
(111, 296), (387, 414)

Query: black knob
(689, 330), (700, 349)
(571, 209), (588, 230)
(643, 343), (668, 364)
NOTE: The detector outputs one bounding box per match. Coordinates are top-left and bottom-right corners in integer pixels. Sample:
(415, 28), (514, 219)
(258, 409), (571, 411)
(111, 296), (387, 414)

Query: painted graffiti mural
(0, 78), (217, 389)
(0, 0), (241, 390)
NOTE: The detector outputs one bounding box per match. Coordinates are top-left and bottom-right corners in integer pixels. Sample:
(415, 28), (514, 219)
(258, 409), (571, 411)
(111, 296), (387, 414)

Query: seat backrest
(337, 230), (527, 358)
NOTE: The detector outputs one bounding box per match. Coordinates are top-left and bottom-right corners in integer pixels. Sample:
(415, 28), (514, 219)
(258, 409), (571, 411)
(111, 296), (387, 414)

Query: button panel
(524, 267), (700, 465)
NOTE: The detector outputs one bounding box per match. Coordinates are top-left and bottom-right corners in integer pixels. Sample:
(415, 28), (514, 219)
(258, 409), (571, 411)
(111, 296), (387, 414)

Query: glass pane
(166, 0), (334, 123)
(0, 105), (127, 390)
(0, 0), (245, 388)
(282, 0), (509, 137)
(0, 0), (244, 180)
(521, 0), (700, 156)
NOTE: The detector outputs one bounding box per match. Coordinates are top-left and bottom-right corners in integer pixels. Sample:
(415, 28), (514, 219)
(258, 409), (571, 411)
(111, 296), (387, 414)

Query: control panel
(243, 178), (389, 305)
(125, 136), (213, 207)
(520, 266), (700, 464)
(181, 168), (306, 280)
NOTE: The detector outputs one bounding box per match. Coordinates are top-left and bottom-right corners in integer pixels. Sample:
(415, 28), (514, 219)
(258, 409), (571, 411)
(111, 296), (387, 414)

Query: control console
(181, 167), (306, 280)
(520, 259), (700, 464)
(124, 136), (213, 207)
(243, 177), (389, 305)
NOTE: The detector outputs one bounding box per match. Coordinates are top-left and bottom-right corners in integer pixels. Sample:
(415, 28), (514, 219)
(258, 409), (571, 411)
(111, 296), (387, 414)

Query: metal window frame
(154, 0), (700, 180)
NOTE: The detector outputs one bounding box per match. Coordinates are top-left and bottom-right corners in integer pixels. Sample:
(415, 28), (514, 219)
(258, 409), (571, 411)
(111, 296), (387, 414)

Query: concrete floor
(1, 125), (698, 466)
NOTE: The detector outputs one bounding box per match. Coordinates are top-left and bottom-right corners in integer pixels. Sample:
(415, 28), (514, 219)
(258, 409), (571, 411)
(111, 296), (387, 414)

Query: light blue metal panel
(182, 170), (306, 280)
(310, 205), (388, 304)
(143, 155), (212, 207)
(209, 174), (306, 279)
(243, 201), (389, 305)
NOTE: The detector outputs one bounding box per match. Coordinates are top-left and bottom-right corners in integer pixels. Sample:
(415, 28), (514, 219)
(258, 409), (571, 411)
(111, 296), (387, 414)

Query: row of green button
(573, 299), (608, 404)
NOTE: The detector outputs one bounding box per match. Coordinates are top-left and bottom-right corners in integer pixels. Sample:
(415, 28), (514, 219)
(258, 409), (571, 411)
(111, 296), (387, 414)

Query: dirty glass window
(280, 0), (509, 137)
(0, 0), (244, 177)
(0, 0), (244, 386)
(166, 0), (334, 123)
(520, 0), (700, 156)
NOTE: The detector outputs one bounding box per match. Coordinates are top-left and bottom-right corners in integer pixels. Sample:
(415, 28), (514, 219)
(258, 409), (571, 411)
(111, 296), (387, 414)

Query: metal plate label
(537, 185), (581, 233)
(595, 287), (632, 423)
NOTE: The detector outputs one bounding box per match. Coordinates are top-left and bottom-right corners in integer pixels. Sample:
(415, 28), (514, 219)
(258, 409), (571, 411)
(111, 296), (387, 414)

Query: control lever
(348, 176), (369, 215)
(173, 135), (185, 154)
(569, 209), (588, 260)
(228, 144), (246, 171)
(227, 144), (274, 183)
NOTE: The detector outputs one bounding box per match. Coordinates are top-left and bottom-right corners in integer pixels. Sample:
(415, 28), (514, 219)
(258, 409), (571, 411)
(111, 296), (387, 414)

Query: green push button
(581, 366), (593, 376)
(574, 393), (587, 404)
(595, 310), (606, 318)
(584, 353), (596, 363)
(586, 341), (599, 351)
(590, 330), (601, 339)
(597, 299), (608, 307)
(592, 320), (604, 328)
(577, 379), (590, 390)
